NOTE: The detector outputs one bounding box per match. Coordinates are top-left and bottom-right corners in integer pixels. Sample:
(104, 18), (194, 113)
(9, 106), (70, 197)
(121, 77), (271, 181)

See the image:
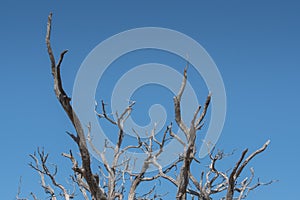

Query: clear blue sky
(0, 1), (299, 199)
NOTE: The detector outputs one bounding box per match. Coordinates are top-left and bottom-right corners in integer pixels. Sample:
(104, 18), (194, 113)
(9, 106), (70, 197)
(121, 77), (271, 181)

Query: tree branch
(46, 13), (107, 200)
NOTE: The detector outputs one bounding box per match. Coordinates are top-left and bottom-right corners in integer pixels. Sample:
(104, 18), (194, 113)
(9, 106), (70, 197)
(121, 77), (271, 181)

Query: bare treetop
(17, 13), (274, 200)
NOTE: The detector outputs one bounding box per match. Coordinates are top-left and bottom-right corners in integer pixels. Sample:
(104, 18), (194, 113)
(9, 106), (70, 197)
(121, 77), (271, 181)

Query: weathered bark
(225, 140), (271, 200)
(174, 66), (211, 200)
(46, 13), (107, 200)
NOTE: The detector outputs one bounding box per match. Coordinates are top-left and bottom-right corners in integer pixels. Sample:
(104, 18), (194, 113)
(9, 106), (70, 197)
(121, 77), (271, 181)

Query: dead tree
(22, 13), (274, 200)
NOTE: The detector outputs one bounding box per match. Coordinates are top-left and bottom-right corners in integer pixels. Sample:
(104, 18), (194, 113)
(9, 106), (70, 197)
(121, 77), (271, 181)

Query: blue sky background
(0, 1), (299, 199)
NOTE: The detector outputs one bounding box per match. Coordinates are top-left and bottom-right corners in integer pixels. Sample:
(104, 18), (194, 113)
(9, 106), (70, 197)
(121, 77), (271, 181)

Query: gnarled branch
(46, 13), (107, 200)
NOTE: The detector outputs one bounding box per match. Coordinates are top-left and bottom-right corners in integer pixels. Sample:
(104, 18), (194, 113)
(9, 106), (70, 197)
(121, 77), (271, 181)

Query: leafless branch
(46, 13), (107, 200)
(95, 100), (117, 125)
(16, 177), (29, 200)
(174, 67), (212, 200)
(174, 66), (189, 136)
(61, 150), (91, 200)
(29, 148), (73, 200)
(226, 140), (270, 199)
(195, 94), (211, 130)
(30, 193), (38, 200)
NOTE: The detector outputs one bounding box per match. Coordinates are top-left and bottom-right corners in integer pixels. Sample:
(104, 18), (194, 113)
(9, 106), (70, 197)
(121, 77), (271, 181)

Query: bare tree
(20, 13), (275, 200)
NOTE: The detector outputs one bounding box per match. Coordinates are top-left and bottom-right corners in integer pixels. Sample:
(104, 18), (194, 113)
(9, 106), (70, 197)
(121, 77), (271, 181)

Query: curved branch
(46, 13), (107, 200)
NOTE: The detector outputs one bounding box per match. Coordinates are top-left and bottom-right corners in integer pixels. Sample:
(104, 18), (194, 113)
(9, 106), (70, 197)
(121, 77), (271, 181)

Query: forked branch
(46, 13), (107, 200)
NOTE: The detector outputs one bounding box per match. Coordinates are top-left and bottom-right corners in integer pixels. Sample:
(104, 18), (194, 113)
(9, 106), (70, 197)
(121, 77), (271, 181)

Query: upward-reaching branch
(226, 140), (271, 200)
(174, 67), (212, 200)
(174, 66), (189, 136)
(46, 13), (107, 200)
